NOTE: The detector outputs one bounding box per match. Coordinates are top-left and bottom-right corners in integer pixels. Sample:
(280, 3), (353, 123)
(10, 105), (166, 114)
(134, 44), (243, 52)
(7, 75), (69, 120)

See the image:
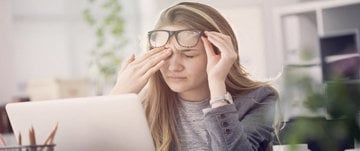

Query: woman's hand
(110, 47), (172, 94)
(201, 31), (237, 106)
(201, 31), (237, 83)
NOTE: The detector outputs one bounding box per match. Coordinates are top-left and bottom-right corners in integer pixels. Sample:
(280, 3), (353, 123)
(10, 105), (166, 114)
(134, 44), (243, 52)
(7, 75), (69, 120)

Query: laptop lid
(6, 94), (155, 151)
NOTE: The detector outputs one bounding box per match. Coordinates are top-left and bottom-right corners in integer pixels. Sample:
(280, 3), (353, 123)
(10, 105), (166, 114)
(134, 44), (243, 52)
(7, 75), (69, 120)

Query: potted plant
(82, 0), (127, 95)
(279, 72), (360, 151)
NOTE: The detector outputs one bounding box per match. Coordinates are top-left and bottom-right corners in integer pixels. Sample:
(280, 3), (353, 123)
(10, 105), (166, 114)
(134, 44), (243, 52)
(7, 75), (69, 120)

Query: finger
(205, 32), (237, 63)
(120, 54), (135, 72)
(205, 32), (230, 48)
(205, 32), (233, 55)
(138, 49), (172, 74)
(132, 47), (166, 64)
(201, 36), (216, 58)
(205, 31), (232, 46)
(142, 60), (165, 80)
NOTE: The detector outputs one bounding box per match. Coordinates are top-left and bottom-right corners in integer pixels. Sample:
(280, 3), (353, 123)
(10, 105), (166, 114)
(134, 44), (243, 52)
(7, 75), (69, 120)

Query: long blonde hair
(142, 2), (280, 151)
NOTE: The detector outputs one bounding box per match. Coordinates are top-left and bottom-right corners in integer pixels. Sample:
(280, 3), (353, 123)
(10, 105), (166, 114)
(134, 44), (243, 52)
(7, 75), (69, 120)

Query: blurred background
(1, 0), (360, 128)
(1, 0), (360, 149)
(1, 0), (298, 101)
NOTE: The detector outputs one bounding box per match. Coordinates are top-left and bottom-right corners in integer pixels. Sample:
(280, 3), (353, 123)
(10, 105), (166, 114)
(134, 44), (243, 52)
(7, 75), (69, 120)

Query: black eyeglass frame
(147, 29), (204, 48)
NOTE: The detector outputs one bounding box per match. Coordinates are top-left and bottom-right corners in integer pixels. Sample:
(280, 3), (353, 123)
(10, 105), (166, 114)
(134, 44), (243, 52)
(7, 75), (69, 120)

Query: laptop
(6, 94), (155, 151)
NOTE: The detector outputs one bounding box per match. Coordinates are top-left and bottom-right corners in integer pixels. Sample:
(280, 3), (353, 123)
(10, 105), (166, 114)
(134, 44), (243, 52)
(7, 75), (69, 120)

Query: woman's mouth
(167, 76), (187, 81)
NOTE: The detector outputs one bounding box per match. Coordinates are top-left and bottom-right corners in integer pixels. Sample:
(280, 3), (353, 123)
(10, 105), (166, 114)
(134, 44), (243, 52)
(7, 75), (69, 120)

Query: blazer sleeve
(203, 87), (277, 151)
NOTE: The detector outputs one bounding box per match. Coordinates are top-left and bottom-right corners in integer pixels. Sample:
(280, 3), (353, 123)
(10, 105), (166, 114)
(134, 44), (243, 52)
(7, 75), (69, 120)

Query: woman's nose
(166, 52), (184, 72)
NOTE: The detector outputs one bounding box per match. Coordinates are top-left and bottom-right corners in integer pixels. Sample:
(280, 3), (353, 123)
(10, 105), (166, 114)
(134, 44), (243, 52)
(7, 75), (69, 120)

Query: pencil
(0, 133), (7, 146)
(18, 132), (22, 145)
(48, 123), (58, 145)
(40, 123), (58, 151)
(29, 127), (37, 151)
(18, 133), (22, 151)
(42, 123), (58, 145)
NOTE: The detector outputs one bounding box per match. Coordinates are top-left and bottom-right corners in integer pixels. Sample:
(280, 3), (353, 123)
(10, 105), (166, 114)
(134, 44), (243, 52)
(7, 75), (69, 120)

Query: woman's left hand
(201, 31), (237, 82)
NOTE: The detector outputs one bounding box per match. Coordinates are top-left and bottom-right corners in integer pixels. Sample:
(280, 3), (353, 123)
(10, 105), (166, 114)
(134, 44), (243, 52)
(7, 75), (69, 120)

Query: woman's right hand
(110, 47), (172, 94)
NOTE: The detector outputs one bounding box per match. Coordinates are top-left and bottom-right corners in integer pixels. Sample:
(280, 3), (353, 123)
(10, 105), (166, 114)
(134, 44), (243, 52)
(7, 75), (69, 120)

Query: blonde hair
(142, 2), (280, 151)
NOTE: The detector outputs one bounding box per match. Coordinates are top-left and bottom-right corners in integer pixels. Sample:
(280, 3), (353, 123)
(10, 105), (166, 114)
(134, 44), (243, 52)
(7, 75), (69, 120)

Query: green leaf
(304, 93), (326, 111)
(82, 9), (96, 25)
(102, 0), (113, 9)
(96, 27), (104, 37)
(97, 38), (104, 47)
(84, 0), (125, 85)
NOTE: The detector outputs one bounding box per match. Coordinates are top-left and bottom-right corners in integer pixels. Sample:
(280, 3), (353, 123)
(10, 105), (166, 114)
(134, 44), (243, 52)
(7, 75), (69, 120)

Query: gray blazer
(203, 86), (277, 151)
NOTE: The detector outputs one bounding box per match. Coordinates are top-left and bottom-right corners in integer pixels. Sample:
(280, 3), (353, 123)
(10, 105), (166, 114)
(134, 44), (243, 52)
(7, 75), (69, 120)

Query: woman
(111, 2), (279, 151)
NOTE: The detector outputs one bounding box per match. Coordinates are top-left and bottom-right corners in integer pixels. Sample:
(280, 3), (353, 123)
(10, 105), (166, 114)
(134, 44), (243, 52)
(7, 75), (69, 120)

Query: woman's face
(158, 25), (209, 100)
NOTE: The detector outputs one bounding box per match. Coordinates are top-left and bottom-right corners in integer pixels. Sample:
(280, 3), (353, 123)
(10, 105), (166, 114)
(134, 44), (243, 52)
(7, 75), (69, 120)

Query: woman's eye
(182, 51), (198, 58)
(185, 55), (195, 58)
(184, 53), (197, 58)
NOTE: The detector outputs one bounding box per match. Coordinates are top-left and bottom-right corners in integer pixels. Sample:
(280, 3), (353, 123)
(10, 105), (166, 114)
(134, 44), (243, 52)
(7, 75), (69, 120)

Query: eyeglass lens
(149, 30), (202, 48)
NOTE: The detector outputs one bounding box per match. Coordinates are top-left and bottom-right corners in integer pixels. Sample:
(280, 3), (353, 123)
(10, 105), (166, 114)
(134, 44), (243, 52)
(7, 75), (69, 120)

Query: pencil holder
(0, 144), (55, 151)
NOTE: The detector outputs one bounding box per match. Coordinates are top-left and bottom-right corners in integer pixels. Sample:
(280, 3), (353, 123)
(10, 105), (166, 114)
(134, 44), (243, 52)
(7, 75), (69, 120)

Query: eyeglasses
(148, 29), (203, 48)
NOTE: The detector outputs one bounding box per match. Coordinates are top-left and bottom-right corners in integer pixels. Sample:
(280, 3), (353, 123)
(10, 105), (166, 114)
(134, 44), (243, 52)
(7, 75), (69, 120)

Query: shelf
(276, 0), (360, 79)
(275, 0), (360, 15)
(326, 79), (360, 84)
(285, 57), (321, 66)
(285, 63), (321, 68)
(325, 53), (360, 63)
(322, 4), (360, 34)
(275, 0), (360, 121)
(282, 12), (320, 65)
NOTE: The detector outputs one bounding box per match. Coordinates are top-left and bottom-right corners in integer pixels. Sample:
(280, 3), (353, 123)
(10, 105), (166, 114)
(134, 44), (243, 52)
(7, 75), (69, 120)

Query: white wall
(0, 0), (17, 104)
(11, 0), (94, 81)
(221, 7), (266, 79)
(262, 0), (301, 77)
(0, 0), (142, 103)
